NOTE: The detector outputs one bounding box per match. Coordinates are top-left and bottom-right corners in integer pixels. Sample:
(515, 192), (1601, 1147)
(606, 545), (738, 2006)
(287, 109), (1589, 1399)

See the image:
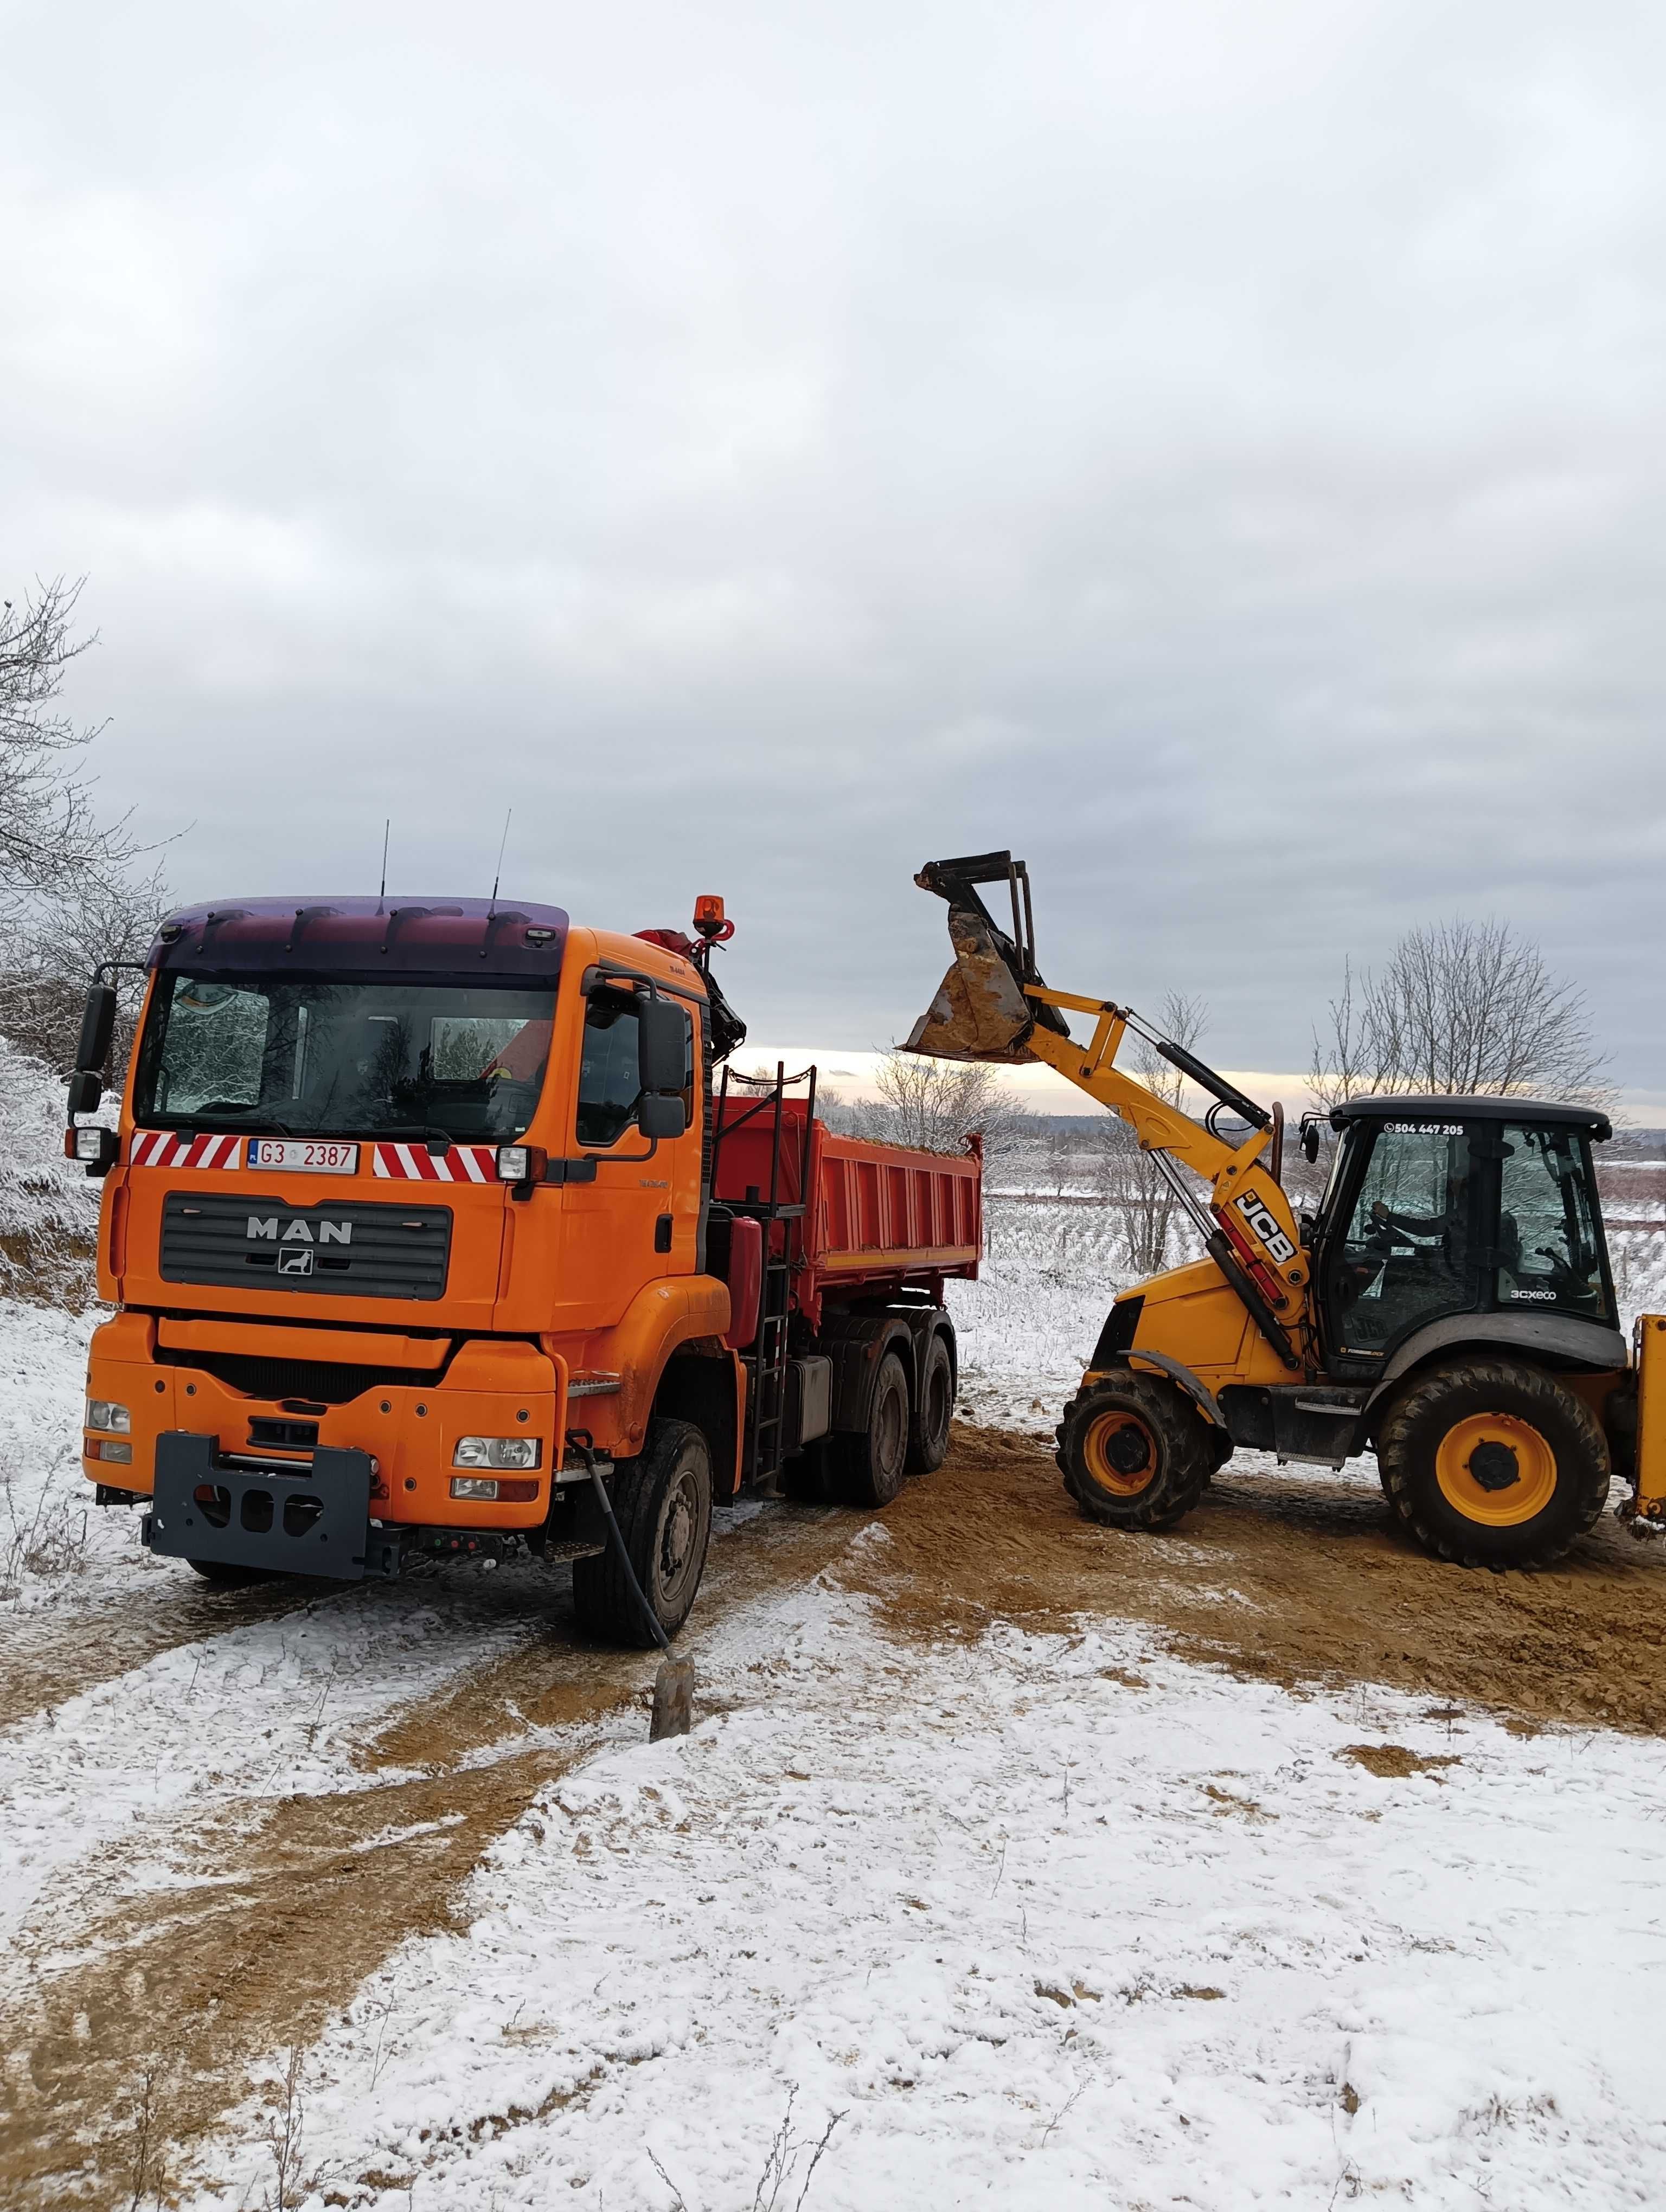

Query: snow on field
(947, 1197), (1129, 1432)
(181, 1578), (1666, 2211)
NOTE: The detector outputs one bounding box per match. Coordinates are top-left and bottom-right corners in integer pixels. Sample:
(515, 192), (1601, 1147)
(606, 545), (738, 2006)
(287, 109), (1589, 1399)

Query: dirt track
(7, 1424), (1666, 2205)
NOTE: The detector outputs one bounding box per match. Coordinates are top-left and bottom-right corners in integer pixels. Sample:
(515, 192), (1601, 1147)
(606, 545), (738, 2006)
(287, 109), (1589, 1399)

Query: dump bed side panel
(709, 1099), (981, 1321)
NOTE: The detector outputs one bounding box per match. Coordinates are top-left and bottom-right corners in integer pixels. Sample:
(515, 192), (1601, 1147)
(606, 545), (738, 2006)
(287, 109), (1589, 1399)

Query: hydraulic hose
(571, 1440), (671, 1652)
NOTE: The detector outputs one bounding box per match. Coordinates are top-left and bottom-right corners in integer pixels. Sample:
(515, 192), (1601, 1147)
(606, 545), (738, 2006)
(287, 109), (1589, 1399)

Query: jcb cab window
(1336, 1123), (1475, 1355)
(576, 989), (693, 1147)
(1497, 1125), (1612, 1320)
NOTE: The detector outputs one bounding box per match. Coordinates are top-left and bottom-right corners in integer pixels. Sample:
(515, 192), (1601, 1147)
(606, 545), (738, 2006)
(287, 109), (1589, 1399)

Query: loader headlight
(86, 1399), (131, 1434)
(452, 1436), (541, 1471)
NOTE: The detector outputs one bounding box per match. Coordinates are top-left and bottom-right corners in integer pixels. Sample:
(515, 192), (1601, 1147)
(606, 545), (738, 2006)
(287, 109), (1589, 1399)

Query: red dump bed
(712, 1097), (982, 1327)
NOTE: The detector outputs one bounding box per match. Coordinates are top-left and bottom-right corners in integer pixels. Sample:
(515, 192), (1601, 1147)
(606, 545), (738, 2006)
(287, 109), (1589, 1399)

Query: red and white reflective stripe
(371, 1143), (497, 1182)
(129, 1130), (245, 1170)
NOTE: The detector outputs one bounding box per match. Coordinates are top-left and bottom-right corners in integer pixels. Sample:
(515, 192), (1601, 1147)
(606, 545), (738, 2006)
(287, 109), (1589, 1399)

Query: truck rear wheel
(1056, 1372), (1212, 1532)
(1376, 1356), (1610, 1569)
(834, 1351), (912, 1506)
(571, 1418), (713, 1646)
(905, 1333), (954, 1474)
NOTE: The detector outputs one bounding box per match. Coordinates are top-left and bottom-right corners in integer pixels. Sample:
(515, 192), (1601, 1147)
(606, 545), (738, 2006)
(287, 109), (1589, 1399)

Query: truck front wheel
(1376, 1357), (1610, 1569)
(1056, 1372), (1212, 1532)
(572, 1418), (714, 1646)
(187, 1558), (278, 1585)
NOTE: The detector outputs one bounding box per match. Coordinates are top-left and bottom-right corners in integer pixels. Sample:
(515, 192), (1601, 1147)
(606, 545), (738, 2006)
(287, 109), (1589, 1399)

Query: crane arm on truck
(905, 851), (1309, 1363)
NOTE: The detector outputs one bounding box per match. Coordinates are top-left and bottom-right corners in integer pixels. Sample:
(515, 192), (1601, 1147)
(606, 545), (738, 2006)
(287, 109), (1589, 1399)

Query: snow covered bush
(0, 1035), (100, 1306)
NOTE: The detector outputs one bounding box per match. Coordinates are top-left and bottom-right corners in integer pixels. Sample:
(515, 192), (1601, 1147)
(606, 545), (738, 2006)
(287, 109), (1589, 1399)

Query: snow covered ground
(178, 1583), (1666, 2211)
(5, 1108), (1666, 2206)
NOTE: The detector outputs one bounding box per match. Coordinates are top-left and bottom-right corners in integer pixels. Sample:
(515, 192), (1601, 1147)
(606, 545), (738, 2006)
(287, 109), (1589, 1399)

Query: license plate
(246, 1138), (360, 1175)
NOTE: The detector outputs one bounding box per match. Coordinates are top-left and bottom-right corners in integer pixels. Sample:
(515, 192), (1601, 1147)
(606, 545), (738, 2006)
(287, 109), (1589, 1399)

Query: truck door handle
(655, 1214), (673, 1253)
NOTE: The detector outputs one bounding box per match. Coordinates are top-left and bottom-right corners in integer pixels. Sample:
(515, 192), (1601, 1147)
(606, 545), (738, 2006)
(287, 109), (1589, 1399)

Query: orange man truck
(67, 894), (981, 1643)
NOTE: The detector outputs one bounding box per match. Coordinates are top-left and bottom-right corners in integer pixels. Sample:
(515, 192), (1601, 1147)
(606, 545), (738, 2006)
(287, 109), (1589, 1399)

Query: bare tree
(1091, 992), (1208, 1275)
(0, 862), (170, 1076)
(868, 1048), (1032, 1157)
(1310, 921), (1611, 1110)
(0, 578), (146, 909)
(0, 579), (171, 1078)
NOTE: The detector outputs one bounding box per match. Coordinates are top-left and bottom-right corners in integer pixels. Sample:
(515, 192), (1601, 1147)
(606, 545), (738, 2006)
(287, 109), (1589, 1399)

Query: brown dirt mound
(840, 1423), (1666, 1734)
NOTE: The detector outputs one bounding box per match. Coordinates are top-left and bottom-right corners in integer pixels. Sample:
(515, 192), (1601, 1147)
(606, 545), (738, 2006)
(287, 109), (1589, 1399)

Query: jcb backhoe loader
(906, 851), (1661, 1570)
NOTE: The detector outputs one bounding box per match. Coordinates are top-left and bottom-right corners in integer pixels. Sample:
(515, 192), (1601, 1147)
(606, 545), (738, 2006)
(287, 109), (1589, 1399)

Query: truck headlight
(86, 1399), (131, 1434)
(88, 1439), (133, 1463)
(452, 1436), (541, 1471)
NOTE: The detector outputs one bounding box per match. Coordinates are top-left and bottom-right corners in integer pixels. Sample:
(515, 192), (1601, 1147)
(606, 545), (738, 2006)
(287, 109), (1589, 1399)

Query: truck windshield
(133, 972), (556, 1142)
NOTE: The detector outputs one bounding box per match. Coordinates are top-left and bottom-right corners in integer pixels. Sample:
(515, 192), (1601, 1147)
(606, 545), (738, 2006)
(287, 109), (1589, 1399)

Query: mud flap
(144, 1431), (399, 1581)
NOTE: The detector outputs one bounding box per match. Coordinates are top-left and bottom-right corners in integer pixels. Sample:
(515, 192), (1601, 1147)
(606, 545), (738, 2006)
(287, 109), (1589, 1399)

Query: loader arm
(905, 852), (1310, 1364)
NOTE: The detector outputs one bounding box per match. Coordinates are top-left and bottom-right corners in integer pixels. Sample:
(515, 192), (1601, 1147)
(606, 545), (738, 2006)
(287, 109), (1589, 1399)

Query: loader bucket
(902, 851), (1069, 1064)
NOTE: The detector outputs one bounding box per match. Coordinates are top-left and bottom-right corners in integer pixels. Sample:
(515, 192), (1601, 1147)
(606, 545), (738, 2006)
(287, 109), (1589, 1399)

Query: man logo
(278, 1248), (315, 1275)
(246, 1217), (352, 1245)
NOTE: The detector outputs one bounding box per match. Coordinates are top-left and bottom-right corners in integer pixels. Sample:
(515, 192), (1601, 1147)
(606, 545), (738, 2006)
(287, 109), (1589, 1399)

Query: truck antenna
(377, 819), (390, 914)
(488, 808), (512, 916)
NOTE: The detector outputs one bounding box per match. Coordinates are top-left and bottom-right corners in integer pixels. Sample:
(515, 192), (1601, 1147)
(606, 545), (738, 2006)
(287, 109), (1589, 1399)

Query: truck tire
(833, 1351), (912, 1507)
(1056, 1371), (1211, 1532)
(571, 1418), (714, 1646)
(905, 1332), (954, 1474)
(1376, 1356), (1610, 1570)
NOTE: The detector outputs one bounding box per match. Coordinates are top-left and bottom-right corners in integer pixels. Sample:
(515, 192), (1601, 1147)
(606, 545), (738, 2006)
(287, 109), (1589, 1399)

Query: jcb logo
(1233, 1191), (1296, 1267)
(247, 1217), (353, 1245)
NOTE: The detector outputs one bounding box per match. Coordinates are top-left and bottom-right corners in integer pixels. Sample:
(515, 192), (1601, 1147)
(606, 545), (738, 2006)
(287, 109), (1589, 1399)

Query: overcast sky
(5, 4), (1665, 1103)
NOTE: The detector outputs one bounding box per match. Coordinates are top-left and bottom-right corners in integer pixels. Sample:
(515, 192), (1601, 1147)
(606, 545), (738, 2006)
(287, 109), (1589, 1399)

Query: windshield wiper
(159, 1108), (294, 1136)
(376, 1123), (457, 1155)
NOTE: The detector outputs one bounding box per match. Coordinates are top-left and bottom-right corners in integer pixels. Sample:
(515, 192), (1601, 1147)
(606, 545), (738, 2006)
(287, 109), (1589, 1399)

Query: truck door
(548, 982), (696, 1329)
(1319, 1118), (1482, 1375)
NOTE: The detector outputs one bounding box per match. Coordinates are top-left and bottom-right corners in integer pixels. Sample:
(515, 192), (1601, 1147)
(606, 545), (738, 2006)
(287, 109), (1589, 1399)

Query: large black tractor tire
(905, 1332), (955, 1474)
(1376, 1356), (1610, 1570)
(571, 1418), (714, 1646)
(1056, 1371), (1213, 1532)
(832, 1351), (912, 1507)
(186, 1558), (279, 1585)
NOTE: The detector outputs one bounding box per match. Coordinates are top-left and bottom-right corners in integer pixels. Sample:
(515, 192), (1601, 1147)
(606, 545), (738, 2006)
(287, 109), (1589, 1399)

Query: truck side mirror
(637, 999), (688, 1095)
(76, 983), (118, 1076)
(67, 1069), (104, 1117)
(1301, 1122), (1321, 1164)
(639, 1094), (688, 1140)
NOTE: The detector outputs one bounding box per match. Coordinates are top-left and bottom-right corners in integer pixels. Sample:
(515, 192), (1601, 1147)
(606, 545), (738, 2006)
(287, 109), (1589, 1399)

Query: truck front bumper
(143, 1432), (399, 1580)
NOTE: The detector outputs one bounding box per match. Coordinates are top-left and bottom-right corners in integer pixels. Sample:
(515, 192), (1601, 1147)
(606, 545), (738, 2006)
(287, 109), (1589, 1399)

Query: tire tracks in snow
(0, 1573), (317, 1734)
(0, 1498), (861, 2209)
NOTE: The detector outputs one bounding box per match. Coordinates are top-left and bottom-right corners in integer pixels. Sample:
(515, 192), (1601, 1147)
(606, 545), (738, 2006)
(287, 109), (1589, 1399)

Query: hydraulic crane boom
(905, 851), (1309, 1368)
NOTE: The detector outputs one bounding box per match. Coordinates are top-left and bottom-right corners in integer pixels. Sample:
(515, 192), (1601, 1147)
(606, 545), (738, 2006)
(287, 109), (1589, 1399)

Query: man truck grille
(159, 1192), (452, 1301)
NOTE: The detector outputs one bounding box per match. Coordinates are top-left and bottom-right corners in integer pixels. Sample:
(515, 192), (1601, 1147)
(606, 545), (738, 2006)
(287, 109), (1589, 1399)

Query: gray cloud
(5, 2), (1665, 1089)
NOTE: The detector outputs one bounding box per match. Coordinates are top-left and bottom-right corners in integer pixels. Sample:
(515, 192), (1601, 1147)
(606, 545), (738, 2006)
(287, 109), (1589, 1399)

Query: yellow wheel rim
(1081, 1410), (1159, 1497)
(1434, 1411), (1558, 1527)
